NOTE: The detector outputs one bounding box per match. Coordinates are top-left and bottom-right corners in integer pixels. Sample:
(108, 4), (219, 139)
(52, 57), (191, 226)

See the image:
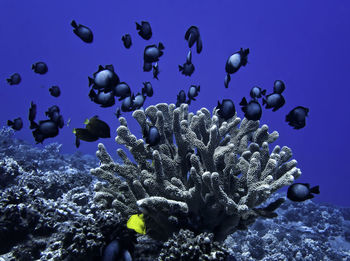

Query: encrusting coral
(90, 103), (301, 241)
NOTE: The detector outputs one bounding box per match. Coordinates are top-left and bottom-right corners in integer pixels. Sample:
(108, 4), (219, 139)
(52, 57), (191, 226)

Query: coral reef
(91, 103), (301, 241)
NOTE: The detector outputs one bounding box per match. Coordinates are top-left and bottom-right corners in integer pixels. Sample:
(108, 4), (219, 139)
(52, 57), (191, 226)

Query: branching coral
(91, 103), (301, 241)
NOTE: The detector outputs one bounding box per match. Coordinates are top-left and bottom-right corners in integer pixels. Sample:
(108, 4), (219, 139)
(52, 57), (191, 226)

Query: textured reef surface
(0, 115), (349, 260)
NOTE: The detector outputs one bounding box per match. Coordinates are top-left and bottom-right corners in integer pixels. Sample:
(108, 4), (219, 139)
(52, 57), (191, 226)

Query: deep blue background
(0, 0), (349, 207)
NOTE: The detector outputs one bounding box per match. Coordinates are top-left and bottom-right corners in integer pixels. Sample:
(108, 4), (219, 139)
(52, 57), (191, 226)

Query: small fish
(285, 106), (309, 129)
(7, 73), (21, 85)
(84, 116), (111, 138)
(153, 63), (159, 80)
(121, 34), (132, 49)
(45, 105), (60, 122)
(239, 97), (262, 121)
(224, 48), (249, 88)
(7, 117), (23, 131)
(132, 92), (146, 110)
(273, 80), (285, 94)
(184, 26), (203, 54)
(287, 183), (320, 202)
(176, 90), (187, 107)
(187, 85), (200, 102)
(143, 43), (164, 63)
(89, 89), (115, 107)
(113, 82), (131, 101)
(127, 214), (146, 234)
(32, 120), (59, 144)
(114, 107), (121, 119)
(67, 118), (71, 127)
(179, 50), (195, 76)
(32, 62), (48, 75)
(143, 126), (160, 146)
(28, 101), (37, 129)
(142, 82), (153, 97)
(89, 64), (120, 92)
(250, 86), (266, 99)
(121, 94), (134, 112)
(136, 21), (152, 40)
(71, 20), (93, 43)
(262, 93), (285, 112)
(49, 86), (61, 97)
(217, 99), (236, 120)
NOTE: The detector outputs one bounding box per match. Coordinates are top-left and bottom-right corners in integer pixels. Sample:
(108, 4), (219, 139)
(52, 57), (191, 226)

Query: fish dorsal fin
(98, 65), (104, 72)
(240, 97), (248, 106)
(71, 20), (78, 28)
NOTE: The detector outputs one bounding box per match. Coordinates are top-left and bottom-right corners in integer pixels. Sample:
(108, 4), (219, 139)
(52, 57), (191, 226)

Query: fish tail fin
(88, 77), (94, 86)
(178, 65), (183, 71)
(31, 64), (35, 70)
(158, 42), (164, 50)
(262, 98), (267, 105)
(239, 97), (248, 106)
(136, 22), (141, 29)
(197, 85), (200, 92)
(7, 120), (13, 126)
(6, 78), (11, 83)
(310, 186), (320, 194)
(261, 89), (266, 96)
(71, 20), (78, 28)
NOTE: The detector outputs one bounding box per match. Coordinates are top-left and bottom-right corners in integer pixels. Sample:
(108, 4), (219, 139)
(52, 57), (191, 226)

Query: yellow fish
(127, 214), (146, 234)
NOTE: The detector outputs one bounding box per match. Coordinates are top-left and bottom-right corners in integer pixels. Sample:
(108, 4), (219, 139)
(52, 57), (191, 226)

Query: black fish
(89, 65), (119, 92)
(73, 128), (99, 142)
(114, 107), (121, 119)
(71, 20), (93, 43)
(250, 86), (266, 99)
(239, 97), (262, 121)
(7, 117), (23, 131)
(49, 86), (61, 97)
(285, 106), (309, 129)
(32, 62), (48, 74)
(45, 105), (60, 121)
(7, 73), (21, 85)
(287, 183), (320, 202)
(132, 92), (146, 110)
(179, 50), (195, 76)
(89, 89), (115, 107)
(143, 43), (164, 63)
(143, 126), (160, 146)
(217, 99), (236, 121)
(142, 82), (153, 97)
(121, 34), (132, 49)
(224, 48), (249, 88)
(262, 93), (285, 112)
(121, 94), (134, 112)
(143, 62), (153, 72)
(273, 80), (285, 94)
(113, 82), (131, 101)
(85, 116), (111, 138)
(32, 120), (59, 144)
(187, 85), (200, 102)
(153, 63), (159, 80)
(184, 26), (203, 54)
(28, 101), (37, 129)
(136, 21), (152, 40)
(176, 90), (186, 107)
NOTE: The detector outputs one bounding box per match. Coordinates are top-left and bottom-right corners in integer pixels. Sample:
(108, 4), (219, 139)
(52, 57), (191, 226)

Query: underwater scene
(0, 0), (350, 260)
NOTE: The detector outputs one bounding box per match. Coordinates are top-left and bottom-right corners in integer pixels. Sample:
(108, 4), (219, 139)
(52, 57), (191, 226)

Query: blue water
(0, 0), (349, 207)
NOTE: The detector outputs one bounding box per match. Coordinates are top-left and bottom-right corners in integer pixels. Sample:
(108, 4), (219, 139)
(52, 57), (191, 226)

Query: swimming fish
(224, 48), (249, 88)
(273, 80), (285, 94)
(187, 85), (200, 102)
(7, 117), (23, 131)
(88, 65), (120, 92)
(239, 97), (262, 121)
(143, 43), (164, 63)
(285, 106), (309, 129)
(28, 101), (37, 129)
(142, 82), (153, 97)
(287, 183), (320, 202)
(153, 63), (160, 80)
(176, 90), (187, 107)
(250, 86), (266, 99)
(179, 50), (195, 76)
(71, 20), (93, 43)
(132, 92), (146, 110)
(7, 73), (21, 85)
(32, 62), (48, 75)
(136, 21), (152, 40)
(84, 115), (111, 138)
(113, 82), (131, 101)
(49, 86), (61, 97)
(121, 34), (132, 49)
(121, 94), (134, 112)
(184, 26), (203, 54)
(262, 93), (285, 112)
(143, 126), (160, 146)
(89, 89), (115, 107)
(217, 99), (236, 120)
(114, 107), (121, 119)
(127, 214), (146, 234)
(32, 120), (59, 144)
